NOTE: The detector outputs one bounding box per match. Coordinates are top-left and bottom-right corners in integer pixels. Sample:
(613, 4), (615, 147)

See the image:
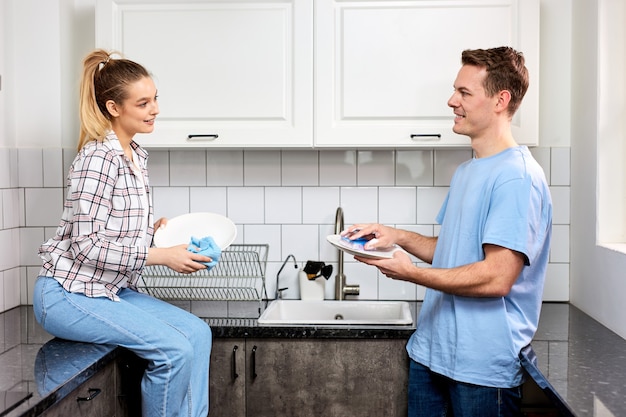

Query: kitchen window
(597, 0), (626, 253)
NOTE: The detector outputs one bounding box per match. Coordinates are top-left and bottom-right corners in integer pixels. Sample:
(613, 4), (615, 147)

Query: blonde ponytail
(76, 49), (151, 151)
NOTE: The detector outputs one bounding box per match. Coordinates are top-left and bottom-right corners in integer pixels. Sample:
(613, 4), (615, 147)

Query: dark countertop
(1, 303), (625, 416)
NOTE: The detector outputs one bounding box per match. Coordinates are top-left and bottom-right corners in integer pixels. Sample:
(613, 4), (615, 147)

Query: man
(343, 47), (552, 417)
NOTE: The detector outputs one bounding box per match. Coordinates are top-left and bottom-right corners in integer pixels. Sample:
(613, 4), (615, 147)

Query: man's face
(447, 65), (498, 140)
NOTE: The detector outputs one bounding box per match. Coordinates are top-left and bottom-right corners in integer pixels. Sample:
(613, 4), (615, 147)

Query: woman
(33, 49), (213, 417)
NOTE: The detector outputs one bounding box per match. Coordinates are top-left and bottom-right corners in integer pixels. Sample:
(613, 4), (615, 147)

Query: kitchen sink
(257, 300), (413, 326)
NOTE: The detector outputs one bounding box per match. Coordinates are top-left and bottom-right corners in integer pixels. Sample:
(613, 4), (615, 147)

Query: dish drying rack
(138, 244), (268, 303)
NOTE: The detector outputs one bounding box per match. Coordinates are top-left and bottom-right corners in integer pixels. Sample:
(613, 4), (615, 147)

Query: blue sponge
(340, 235), (371, 251)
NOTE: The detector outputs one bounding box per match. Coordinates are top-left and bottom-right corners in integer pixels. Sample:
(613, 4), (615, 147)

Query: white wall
(570, 0), (626, 339)
(2, 0), (580, 318)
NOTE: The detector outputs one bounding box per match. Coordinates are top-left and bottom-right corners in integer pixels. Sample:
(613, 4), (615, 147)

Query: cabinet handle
(76, 388), (101, 402)
(251, 345), (258, 379)
(187, 134), (219, 141)
(232, 345), (239, 380)
(410, 134), (441, 141)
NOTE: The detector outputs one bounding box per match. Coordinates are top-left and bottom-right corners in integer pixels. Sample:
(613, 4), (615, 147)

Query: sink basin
(257, 300), (413, 326)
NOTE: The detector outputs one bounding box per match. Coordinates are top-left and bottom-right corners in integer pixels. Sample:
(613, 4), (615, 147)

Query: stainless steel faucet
(334, 207), (360, 300)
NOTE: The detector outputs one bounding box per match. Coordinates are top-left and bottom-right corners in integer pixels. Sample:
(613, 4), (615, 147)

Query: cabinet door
(315, 0), (540, 148)
(209, 338), (246, 417)
(41, 362), (116, 417)
(245, 338), (409, 417)
(96, 0), (313, 148)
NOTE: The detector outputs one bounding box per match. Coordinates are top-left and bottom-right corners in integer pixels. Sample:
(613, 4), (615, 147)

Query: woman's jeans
(408, 359), (522, 417)
(33, 276), (212, 417)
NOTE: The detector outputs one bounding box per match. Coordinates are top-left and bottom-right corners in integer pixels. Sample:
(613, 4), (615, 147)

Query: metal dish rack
(138, 244), (268, 302)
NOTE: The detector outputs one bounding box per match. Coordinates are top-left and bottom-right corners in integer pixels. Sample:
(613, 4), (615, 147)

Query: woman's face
(109, 76), (159, 143)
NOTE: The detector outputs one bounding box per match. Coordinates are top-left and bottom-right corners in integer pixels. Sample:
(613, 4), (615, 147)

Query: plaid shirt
(39, 133), (153, 301)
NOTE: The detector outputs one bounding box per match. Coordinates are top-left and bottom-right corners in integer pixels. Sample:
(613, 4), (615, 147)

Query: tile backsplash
(0, 146), (571, 314)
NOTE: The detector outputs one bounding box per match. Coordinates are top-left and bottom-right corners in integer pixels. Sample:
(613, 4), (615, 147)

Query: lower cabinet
(41, 349), (144, 417)
(41, 362), (117, 417)
(209, 338), (246, 417)
(209, 337), (409, 417)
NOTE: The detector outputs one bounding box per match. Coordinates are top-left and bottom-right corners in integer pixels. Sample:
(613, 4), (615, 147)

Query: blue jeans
(33, 276), (212, 417)
(408, 359), (522, 417)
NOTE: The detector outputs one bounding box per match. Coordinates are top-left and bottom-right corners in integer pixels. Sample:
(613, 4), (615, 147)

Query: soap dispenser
(299, 261), (332, 300)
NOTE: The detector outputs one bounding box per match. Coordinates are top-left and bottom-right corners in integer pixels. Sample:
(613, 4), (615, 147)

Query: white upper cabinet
(96, 0), (539, 149)
(314, 0), (540, 148)
(96, 0), (313, 148)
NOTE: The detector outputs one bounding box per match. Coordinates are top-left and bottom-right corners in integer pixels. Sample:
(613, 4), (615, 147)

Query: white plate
(154, 212), (237, 249)
(326, 234), (401, 259)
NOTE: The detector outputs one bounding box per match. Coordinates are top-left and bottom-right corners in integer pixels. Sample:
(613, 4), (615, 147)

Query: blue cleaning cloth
(188, 236), (221, 270)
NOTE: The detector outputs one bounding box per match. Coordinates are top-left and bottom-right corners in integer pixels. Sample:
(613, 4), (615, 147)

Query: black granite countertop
(1, 303), (625, 416)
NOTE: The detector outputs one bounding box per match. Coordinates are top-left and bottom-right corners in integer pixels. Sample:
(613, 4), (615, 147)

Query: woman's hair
(77, 49), (151, 151)
(461, 47), (529, 117)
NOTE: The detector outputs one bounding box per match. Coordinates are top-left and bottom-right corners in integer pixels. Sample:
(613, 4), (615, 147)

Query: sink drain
(334, 314), (344, 320)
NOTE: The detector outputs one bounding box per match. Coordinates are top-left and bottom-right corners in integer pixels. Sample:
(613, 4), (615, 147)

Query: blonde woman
(34, 49), (212, 417)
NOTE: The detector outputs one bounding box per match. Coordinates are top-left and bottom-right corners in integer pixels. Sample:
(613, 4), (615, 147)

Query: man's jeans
(34, 276), (212, 417)
(408, 359), (522, 417)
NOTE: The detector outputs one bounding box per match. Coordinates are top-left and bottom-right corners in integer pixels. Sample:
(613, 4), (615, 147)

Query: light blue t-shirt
(406, 146), (552, 388)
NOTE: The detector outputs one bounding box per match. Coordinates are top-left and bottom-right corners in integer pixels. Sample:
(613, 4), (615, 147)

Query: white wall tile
(62, 148), (76, 180)
(416, 187), (448, 224)
(550, 225), (570, 263)
(0, 149), (10, 188)
(343, 261), (378, 299)
(379, 274), (417, 300)
(551, 147), (570, 186)
(207, 150), (244, 186)
(9, 150), (19, 188)
(340, 187), (378, 225)
(319, 223), (339, 261)
(190, 187), (227, 216)
(191, 300), (227, 318)
(302, 187), (340, 224)
(396, 150), (433, 186)
(434, 149), (472, 186)
(20, 227), (45, 266)
(243, 224), (281, 261)
(13, 145), (573, 306)
(281, 224), (320, 263)
(320, 151), (356, 186)
(152, 187), (190, 220)
(25, 267), (38, 305)
(2, 189), (20, 229)
(0, 272), (4, 312)
(244, 151), (280, 186)
(0, 191), (3, 229)
(18, 148), (43, 187)
(379, 187), (416, 224)
(25, 188), (63, 226)
(42, 148), (63, 187)
(530, 147), (551, 184)
(227, 187), (264, 224)
(3, 268), (20, 310)
(357, 150), (395, 186)
(170, 150), (207, 186)
(281, 151), (319, 186)
(265, 187), (302, 224)
(550, 186), (571, 225)
(543, 263), (569, 301)
(148, 150), (170, 186)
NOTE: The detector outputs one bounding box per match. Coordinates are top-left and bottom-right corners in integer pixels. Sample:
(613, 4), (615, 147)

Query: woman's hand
(147, 245), (213, 274)
(153, 217), (167, 231)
